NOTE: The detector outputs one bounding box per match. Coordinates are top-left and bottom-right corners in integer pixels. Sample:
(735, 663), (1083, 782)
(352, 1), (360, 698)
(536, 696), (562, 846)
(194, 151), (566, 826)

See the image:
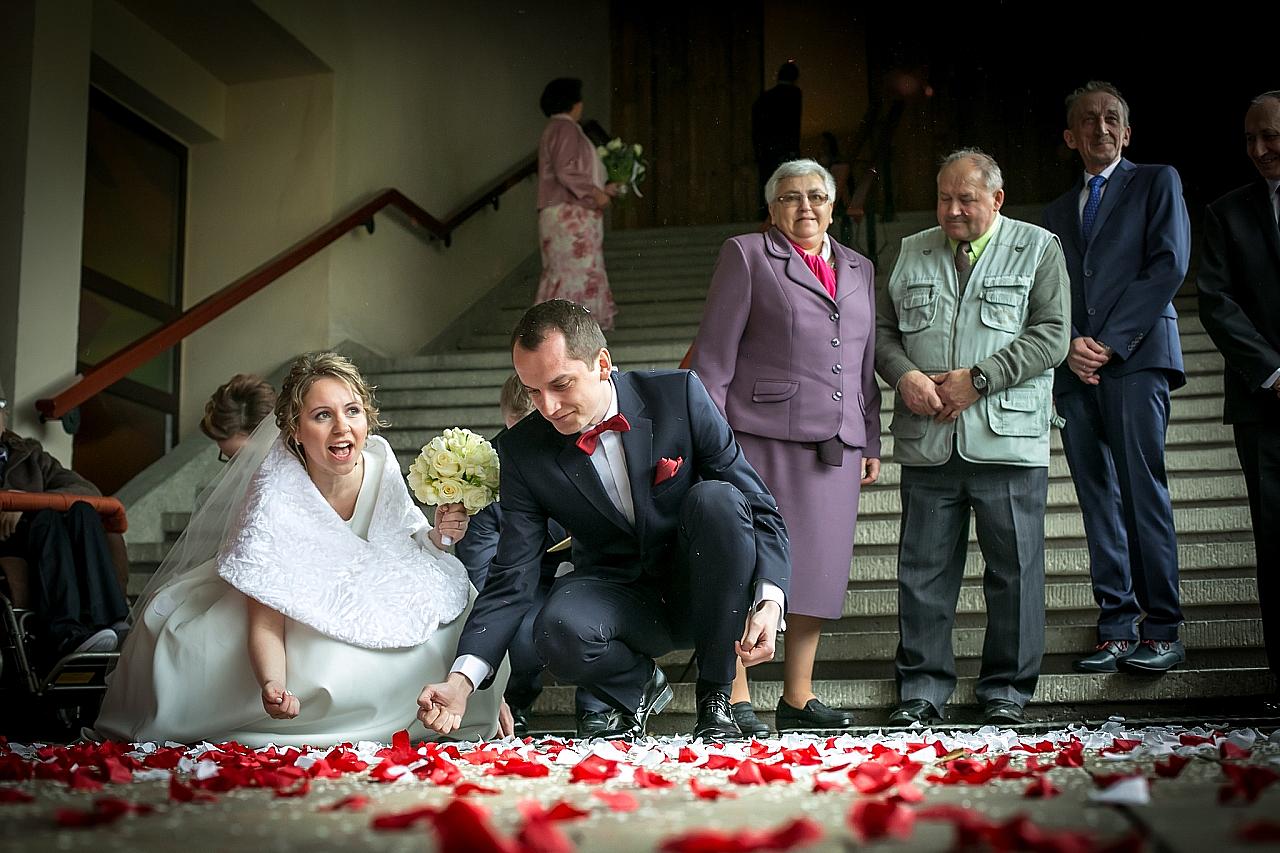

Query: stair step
(531, 667), (1278, 713)
(653, 619), (1263, 666)
(839, 576), (1258, 618)
(362, 341), (687, 374)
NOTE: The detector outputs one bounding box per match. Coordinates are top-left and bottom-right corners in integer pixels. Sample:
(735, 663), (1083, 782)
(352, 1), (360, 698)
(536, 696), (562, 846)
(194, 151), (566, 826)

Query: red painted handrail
(37, 154), (537, 422)
(0, 492), (128, 533)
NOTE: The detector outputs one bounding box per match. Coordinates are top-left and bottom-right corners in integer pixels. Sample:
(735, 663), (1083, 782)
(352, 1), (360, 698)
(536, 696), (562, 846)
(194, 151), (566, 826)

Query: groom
(418, 300), (790, 739)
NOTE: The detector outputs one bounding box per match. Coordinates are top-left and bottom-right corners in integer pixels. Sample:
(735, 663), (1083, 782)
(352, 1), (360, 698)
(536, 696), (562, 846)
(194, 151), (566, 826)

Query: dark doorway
(74, 88), (186, 495)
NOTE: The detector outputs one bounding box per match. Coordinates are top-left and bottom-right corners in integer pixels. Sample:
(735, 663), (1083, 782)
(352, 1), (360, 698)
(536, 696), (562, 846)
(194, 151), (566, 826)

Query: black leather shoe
(1073, 639), (1138, 673)
(694, 692), (743, 741)
(1120, 639), (1185, 674)
(887, 698), (943, 727)
(509, 705), (531, 738)
(576, 710), (617, 739)
(980, 699), (1026, 726)
(775, 697), (854, 731)
(599, 663), (673, 738)
(730, 701), (770, 738)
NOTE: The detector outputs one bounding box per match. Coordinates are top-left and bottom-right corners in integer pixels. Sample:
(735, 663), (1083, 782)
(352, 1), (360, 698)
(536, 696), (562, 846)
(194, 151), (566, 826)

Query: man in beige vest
(876, 149), (1070, 727)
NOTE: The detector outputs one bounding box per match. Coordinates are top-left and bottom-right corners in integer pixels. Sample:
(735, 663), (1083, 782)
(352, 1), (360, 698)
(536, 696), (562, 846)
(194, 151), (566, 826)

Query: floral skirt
(536, 203), (616, 330)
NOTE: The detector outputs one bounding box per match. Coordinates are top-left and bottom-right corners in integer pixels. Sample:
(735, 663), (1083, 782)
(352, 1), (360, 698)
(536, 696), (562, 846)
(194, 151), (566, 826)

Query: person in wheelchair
(0, 380), (129, 663)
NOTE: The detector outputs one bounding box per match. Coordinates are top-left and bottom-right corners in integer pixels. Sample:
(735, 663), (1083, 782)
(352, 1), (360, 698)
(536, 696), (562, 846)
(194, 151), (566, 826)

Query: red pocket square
(654, 456), (683, 485)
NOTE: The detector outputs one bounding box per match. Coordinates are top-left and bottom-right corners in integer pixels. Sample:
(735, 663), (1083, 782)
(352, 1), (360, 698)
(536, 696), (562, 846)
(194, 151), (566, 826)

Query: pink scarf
(789, 240), (836, 299)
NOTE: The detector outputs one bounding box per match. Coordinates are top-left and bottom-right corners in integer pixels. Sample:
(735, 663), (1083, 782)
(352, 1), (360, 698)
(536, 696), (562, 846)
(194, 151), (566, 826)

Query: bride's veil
(132, 415), (282, 617)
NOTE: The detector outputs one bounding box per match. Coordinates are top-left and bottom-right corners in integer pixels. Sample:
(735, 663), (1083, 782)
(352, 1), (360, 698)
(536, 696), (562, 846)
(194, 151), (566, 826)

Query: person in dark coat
(0, 379), (128, 660)
(752, 62), (803, 218)
(453, 374), (612, 737)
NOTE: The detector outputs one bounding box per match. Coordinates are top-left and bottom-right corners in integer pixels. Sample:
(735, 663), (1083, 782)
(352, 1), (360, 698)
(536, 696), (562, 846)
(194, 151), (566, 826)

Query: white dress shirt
(451, 377), (785, 690)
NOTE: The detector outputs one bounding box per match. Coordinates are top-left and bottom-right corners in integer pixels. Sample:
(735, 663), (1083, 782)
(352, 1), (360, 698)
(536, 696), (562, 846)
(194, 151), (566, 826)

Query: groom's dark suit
(456, 368), (790, 712)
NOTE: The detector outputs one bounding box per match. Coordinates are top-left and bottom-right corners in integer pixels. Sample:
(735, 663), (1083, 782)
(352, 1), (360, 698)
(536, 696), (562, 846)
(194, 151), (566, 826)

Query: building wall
(0, 0), (611, 467)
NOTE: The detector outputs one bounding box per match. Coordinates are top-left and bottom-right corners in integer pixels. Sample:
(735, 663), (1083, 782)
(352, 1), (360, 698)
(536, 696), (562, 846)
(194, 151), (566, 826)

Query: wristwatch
(970, 366), (990, 395)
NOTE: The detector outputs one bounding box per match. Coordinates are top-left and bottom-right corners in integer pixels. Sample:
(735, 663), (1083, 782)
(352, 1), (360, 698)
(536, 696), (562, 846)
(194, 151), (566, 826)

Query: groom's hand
(735, 600), (782, 667)
(417, 671), (474, 735)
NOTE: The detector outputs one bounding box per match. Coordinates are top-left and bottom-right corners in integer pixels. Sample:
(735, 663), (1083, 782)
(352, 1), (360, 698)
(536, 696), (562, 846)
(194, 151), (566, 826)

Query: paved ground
(2, 723), (1279, 852)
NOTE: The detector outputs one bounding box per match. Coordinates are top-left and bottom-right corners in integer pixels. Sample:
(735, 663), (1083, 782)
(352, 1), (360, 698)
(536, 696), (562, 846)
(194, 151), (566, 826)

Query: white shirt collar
(1083, 158), (1122, 184)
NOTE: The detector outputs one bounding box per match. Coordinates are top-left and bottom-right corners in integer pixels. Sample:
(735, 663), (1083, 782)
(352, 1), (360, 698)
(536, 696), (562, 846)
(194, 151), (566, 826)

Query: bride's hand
(429, 503), (469, 548)
(262, 680), (300, 719)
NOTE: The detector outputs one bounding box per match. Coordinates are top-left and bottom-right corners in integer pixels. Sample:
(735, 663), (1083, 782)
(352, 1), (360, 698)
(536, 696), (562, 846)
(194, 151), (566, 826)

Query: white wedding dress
(95, 432), (507, 747)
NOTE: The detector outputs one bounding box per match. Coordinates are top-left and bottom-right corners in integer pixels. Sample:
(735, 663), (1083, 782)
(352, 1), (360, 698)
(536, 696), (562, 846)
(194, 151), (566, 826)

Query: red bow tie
(576, 413), (631, 454)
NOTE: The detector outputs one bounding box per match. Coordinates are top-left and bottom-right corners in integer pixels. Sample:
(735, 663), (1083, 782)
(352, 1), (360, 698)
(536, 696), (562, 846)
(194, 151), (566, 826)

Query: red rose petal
(1024, 775), (1061, 798)
(371, 805), (440, 831)
(1219, 764), (1280, 804)
(688, 778), (734, 801)
(660, 818), (822, 853)
(456, 782), (501, 796)
(593, 790), (640, 812)
(811, 777), (843, 793)
(849, 798), (915, 842)
(1179, 732), (1220, 747)
(677, 747), (699, 764)
(1238, 821), (1280, 843)
(727, 759), (767, 785)
(168, 775), (216, 803)
(429, 798), (514, 853)
(570, 754), (620, 784)
(517, 811), (575, 853)
(487, 759), (551, 779)
(633, 768), (675, 788)
(1153, 755), (1190, 778)
(1055, 740), (1085, 768)
(1221, 741), (1253, 761)
(319, 794), (369, 812)
(0, 786), (33, 803)
(701, 754), (741, 771)
(274, 777), (311, 798)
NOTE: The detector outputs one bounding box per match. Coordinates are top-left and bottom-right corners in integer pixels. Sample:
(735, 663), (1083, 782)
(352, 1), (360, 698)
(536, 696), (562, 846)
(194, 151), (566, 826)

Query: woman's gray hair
(939, 147), (1004, 192)
(765, 159), (837, 206)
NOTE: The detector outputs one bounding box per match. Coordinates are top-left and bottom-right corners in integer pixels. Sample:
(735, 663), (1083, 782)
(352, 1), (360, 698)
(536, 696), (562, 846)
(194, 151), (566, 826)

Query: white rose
(407, 471), (440, 505)
(431, 448), (463, 479)
(436, 478), (464, 504)
(464, 444), (498, 478)
(633, 143), (643, 155)
(461, 483), (491, 514)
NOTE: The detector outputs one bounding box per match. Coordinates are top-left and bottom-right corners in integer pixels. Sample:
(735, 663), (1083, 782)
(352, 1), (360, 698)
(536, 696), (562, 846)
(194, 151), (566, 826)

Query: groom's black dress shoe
(980, 699), (1027, 726)
(600, 663), (673, 739)
(693, 692), (743, 741)
(576, 710), (617, 739)
(775, 697), (854, 731)
(887, 698), (943, 727)
(730, 701), (771, 738)
(510, 705), (532, 738)
(1121, 639), (1185, 674)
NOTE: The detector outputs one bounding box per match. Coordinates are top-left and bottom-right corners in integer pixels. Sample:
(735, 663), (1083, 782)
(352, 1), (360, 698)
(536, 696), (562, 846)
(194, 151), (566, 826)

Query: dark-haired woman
(534, 77), (618, 329)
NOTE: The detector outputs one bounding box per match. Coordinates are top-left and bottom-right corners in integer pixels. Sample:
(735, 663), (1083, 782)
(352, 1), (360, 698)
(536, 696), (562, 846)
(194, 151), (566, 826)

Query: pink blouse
(537, 114), (606, 211)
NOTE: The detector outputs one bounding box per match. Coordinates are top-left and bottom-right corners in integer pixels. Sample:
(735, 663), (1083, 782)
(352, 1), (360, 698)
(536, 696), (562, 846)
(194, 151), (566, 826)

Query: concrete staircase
(131, 210), (1275, 727)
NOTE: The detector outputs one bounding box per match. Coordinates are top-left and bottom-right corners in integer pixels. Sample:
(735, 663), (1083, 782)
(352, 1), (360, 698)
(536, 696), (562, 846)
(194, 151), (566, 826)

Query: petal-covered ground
(1, 724), (1278, 851)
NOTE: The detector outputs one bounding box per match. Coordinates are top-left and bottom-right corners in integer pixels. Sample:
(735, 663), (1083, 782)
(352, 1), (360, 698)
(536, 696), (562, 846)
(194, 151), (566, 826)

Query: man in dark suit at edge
(1042, 81), (1192, 675)
(1197, 90), (1280, 700)
(417, 299), (791, 740)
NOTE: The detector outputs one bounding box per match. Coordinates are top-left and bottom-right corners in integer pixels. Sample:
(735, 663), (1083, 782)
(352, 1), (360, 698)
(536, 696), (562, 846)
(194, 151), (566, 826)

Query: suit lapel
(1249, 181), (1280, 271)
(1059, 178), (1086, 256)
(615, 374), (651, 545)
(555, 437), (632, 535)
(1088, 158), (1134, 241)
(766, 227), (836, 306)
(833, 241), (864, 305)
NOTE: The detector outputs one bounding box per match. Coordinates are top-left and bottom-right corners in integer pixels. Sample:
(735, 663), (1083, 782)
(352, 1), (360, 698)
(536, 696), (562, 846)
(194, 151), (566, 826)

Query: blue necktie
(1081, 174), (1106, 240)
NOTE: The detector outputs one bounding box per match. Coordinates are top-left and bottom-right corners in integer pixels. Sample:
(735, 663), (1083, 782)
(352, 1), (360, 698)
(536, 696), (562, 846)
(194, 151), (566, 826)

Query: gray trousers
(895, 452), (1048, 709)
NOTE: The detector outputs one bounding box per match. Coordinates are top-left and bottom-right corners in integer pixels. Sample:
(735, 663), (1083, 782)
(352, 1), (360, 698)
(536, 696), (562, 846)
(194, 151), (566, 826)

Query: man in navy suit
(1043, 81), (1191, 674)
(453, 374), (613, 738)
(1198, 91), (1280, 694)
(417, 300), (791, 740)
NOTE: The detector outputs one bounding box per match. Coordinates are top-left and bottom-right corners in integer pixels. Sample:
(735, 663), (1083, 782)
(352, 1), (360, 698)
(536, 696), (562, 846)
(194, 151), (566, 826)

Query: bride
(95, 352), (509, 746)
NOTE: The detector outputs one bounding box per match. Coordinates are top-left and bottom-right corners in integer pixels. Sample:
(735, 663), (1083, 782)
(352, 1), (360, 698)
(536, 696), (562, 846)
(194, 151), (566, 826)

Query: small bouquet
(407, 428), (500, 545)
(597, 138), (648, 198)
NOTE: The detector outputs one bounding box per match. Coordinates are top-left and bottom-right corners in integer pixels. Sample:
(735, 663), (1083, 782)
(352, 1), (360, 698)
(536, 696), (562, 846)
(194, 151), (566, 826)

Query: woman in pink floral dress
(535, 78), (619, 330)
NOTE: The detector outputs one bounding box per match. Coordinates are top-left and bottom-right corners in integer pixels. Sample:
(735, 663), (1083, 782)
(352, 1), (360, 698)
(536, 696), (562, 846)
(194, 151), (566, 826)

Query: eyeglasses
(775, 191), (831, 207)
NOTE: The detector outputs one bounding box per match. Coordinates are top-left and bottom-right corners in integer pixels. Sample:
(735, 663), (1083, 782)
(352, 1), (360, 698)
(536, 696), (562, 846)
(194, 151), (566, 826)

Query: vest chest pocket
(896, 283), (939, 333)
(979, 276), (1030, 333)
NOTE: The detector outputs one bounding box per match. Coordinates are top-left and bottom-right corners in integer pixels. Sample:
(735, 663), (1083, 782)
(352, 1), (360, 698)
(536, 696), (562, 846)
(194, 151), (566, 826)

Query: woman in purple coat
(691, 159), (881, 734)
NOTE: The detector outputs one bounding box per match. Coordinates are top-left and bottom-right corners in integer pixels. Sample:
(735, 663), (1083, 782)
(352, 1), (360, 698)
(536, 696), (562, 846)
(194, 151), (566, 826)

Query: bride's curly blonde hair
(275, 352), (388, 464)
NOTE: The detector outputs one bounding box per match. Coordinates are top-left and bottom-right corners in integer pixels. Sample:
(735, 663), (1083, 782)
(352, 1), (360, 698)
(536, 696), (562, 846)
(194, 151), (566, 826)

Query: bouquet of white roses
(597, 137), (648, 198)
(406, 428), (500, 545)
